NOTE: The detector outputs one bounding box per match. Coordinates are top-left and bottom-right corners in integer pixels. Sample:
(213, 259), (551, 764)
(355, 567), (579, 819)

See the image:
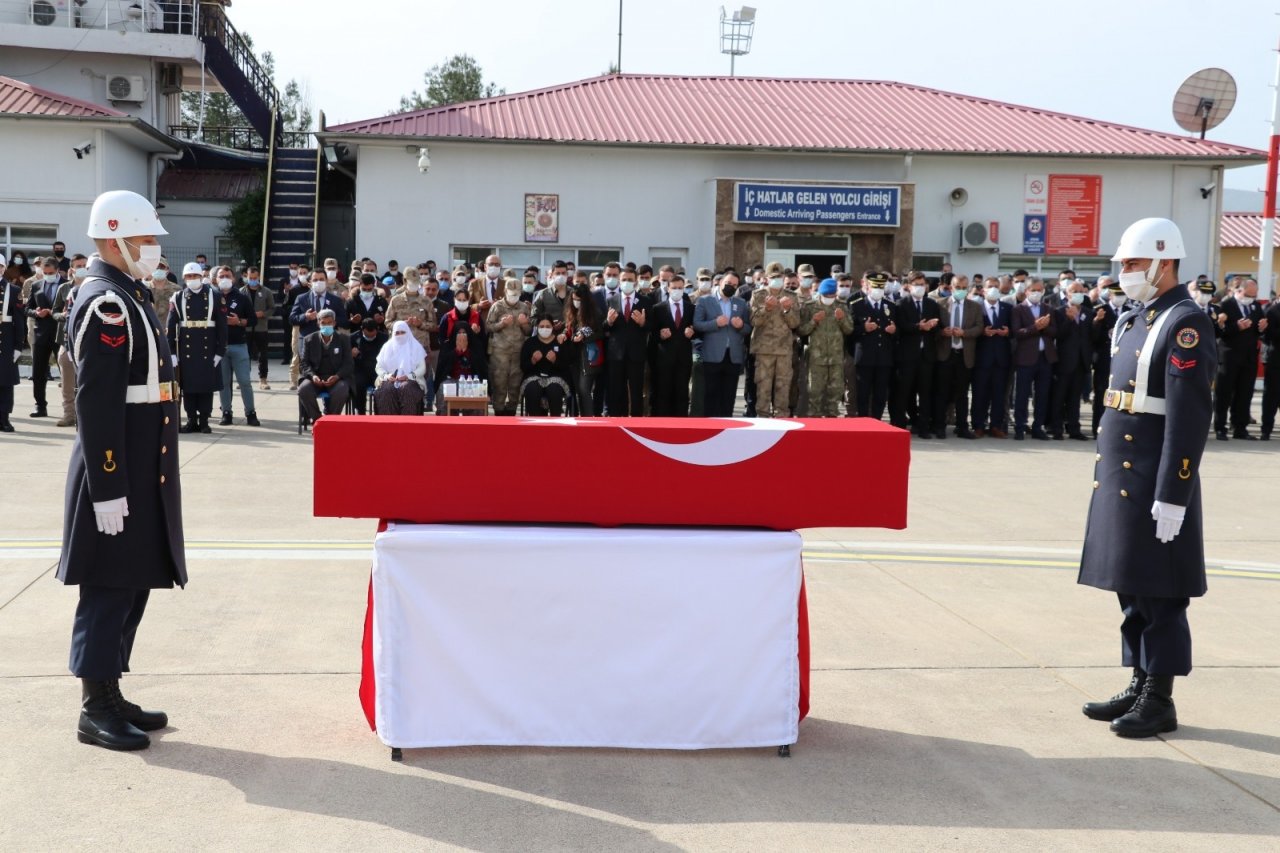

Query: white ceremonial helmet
(182, 262), (204, 277)
(87, 190), (168, 239)
(1111, 218), (1186, 262)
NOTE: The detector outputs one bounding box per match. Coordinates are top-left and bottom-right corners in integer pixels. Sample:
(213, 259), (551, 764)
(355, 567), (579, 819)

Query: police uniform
(167, 284), (227, 431)
(1079, 284), (1215, 734)
(62, 258), (185, 739)
(0, 274), (29, 431)
(852, 277), (897, 420)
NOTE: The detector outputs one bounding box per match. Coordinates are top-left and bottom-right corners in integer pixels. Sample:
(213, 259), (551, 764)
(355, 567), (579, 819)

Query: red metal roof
(327, 74), (1265, 160)
(158, 169), (264, 201)
(1220, 213), (1280, 248)
(0, 74), (124, 118)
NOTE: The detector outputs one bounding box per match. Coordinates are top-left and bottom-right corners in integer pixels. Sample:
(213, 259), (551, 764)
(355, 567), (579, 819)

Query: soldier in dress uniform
(61, 190), (186, 751)
(0, 253), (29, 433)
(851, 273), (898, 420)
(167, 261), (227, 433)
(1078, 218), (1216, 738)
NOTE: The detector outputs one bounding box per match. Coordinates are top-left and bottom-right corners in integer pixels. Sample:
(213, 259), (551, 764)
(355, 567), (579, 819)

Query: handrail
(258, 110), (279, 268)
(168, 124), (265, 151)
(310, 144), (323, 267)
(198, 1), (279, 115)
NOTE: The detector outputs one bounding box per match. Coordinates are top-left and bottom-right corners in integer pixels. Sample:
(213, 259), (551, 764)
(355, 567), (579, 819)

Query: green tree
(180, 37), (313, 140)
(397, 54), (504, 112)
(224, 186), (267, 264)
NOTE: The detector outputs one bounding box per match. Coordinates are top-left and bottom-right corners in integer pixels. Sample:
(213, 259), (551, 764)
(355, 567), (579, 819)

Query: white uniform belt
(181, 320), (213, 328)
(1102, 389), (1167, 415)
(125, 381), (177, 404)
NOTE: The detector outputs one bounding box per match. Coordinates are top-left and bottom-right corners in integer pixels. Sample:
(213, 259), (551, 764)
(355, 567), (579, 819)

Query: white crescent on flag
(620, 418), (803, 467)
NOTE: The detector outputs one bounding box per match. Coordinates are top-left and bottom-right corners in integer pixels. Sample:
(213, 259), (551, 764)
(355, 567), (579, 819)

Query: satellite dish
(1173, 68), (1237, 139)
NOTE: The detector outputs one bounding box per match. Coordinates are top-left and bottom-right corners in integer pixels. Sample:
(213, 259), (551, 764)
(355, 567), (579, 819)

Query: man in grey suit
(693, 271), (752, 417)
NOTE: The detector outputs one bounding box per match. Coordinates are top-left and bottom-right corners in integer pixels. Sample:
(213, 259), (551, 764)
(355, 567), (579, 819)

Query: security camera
(1199, 181), (1217, 199)
(72, 141), (94, 159)
(417, 147), (430, 173)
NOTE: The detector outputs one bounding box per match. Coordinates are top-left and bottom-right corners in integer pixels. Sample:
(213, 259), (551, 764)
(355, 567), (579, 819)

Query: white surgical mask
(1237, 295), (1255, 307)
(523, 282), (536, 293)
(605, 277), (619, 291)
(984, 289), (1000, 303)
(869, 288), (885, 301)
(698, 279), (711, 292)
(911, 285), (926, 299)
(638, 279), (653, 291)
(1069, 292), (1086, 306)
(571, 298), (582, 309)
(1117, 266), (1159, 303)
(43, 273), (58, 283)
(670, 288), (685, 299)
(184, 278), (203, 291)
(73, 268), (88, 280)
(152, 270), (168, 282)
(407, 282), (421, 294)
(505, 292), (520, 305)
(311, 282), (327, 295)
(549, 274), (565, 287)
(486, 265), (501, 279)
(768, 278), (784, 290)
(1026, 291), (1044, 305)
(537, 327), (553, 339)
(1110, 293), (1127, 308)
(217, 278), (233, 292)
(325, 269), (337, 280)
(117, 240), (163, 279)
(619, 280), (635, 295)
(454, 299), (469, 311)
(820, 295), (836, 305)
(801, 276), (815, 287)
(836, 286), (852, 299)
(1194, 292), (1212, 306)
(289, 270), (299, 280)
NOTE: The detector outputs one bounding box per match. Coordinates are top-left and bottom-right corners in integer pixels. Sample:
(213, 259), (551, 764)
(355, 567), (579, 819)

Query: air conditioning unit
(30, 1), (70, 27)
(958, 221), (999, 253)
(106, 74), (147, 103)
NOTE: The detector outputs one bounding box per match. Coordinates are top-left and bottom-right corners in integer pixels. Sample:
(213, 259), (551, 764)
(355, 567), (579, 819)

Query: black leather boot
(109, 681), (168, 732)
(199, 415), (212, 434)
(77, 679), (150, 751)
(181, 418), (199, 433)
(1110, 675), (1177, 738)
(245, 411), (260, 426)
(1082, 668), (1145, 721)
(0, 414), (13, 433)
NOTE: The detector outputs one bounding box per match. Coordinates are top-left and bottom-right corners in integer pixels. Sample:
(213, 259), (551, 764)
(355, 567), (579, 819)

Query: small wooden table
(444, 395), (489, 416)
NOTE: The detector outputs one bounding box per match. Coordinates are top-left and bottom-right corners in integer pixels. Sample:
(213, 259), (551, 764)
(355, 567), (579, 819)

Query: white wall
(156, 198), (229, 257)
(0, 119), (152, 254)
(0, 46), (165, 129)
(347, 139), (1235, 279)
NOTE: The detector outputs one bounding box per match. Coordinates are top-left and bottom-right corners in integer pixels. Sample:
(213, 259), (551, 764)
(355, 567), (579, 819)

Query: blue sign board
(1023, 214), (1046, 254)
(734, 182), (900, 228)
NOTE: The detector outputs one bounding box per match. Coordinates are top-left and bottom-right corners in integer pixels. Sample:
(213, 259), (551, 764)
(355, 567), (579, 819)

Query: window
(998, 254), (1113, 280)
(911, 254), (949, 275)
(765, 235), (849, 251)
(449, 246), (622, 274)
(1, 223), (58, 260)
(650, 248), (687, 273)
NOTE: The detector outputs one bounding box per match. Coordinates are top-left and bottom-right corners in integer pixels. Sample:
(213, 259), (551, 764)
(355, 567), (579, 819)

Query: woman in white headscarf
(373, 320), (427, 414)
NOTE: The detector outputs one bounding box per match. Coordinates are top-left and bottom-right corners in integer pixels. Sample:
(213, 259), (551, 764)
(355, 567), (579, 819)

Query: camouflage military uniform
(150, 279), (181, 331)
(748, 289), (800, 417)
(797, 298), (855, 417)
(486, 298), (531, 415)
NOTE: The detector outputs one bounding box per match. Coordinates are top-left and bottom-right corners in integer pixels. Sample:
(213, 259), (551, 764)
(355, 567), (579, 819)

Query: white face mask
(571, 298), (581, 309)
(289, 270), (299, 280)
(638, 279), (653, 292)
(984, 289), (1000, 303)
(1117, 263), (1160, 303)
(1026, 291), (1044, 305)
(152, 270), (168, 282)
(869, 288), (885, 301)
(820, 295), (836, 305)
(1237, 294), (1255, 307)
(670, 288), (685, 300)
(217, 278), (233, 292)
(406, 282), (421, 294)
(551, 274), (567, 287)
(325, 269), (337, 280)
(1069, 292), (1085, 306)
(73, 268), (88, 280)
(605, 277), (619, 291)
(523, 282), (536, 293)
(184, 277), (203, 291)
(454, 299), (469, 311)
(1110, 293), (1127, 308)
(505, 292), (520, 305)
(768, 278), (784, 290)
(537, 327), (554, 339)
(43, 272), (58, 283)
(698, 279), (712, 292)
(801, 276), (815, 288)
(486, 265), (501, 279)
(836, 286), (852, 299)
(117, 239), (163, 279)
(311, 282), (327, 295)
(911, 285), (926, 299)
(1194, 292), (1213, 306)
(619, 280), (635, 295)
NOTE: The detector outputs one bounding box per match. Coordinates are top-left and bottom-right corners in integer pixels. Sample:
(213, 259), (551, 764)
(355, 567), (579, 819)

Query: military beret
(818, 278), (838, 295)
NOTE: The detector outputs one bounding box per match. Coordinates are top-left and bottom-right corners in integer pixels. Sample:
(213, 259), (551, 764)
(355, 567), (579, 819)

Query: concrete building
(1219, 212), (1280, 294)
(319, 74), (1264, 280)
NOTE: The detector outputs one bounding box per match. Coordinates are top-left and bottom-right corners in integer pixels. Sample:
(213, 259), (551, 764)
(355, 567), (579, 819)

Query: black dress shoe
(1069, 433), (1089, 441)
(934, 431), (947, 440)
(1110, 675), (1177, 738)
(199, 418), (212, 434)
(1263, 432), (1272, 442)
(1234, 431), (1258, 441)
(180, 419), (199, 434)
(1216, 430), (1229, 441)
(109, 682), (168, 732)
(1031, 429), (1051, 441)
(219, 412), (233, 426)
(30, 407), (48, 418)
(246, 411), (261, 427)
(77, 680), (149, 751)
(1014, 429), (1025, 441)
(1083, 668), (1145, 721)
(1052, 432), (1064, 440)
(956, 429), (976, 439)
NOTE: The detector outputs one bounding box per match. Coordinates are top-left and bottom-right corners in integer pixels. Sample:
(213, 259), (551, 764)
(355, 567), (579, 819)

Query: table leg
(390, 747), (403, 762)
(777, 745), (791, 757)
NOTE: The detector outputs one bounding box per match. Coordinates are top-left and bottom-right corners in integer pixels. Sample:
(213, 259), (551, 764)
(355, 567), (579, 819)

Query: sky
(229, 0), (1280, 197)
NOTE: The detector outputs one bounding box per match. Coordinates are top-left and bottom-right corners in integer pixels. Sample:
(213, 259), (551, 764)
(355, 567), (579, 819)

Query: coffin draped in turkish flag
(313, 417), (909, 530)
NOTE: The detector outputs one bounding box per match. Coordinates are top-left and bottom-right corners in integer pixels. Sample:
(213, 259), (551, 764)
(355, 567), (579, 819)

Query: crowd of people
(3, 245), (1277, 440)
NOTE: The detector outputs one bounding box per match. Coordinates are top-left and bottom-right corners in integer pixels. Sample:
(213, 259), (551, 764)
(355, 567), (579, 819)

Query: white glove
(93, 497), (129, 536)
(213, 355), (222, 368)
(171, 354), (179, 367)
(1151, 500), (1185, 544)
(12, 350), (19, 364)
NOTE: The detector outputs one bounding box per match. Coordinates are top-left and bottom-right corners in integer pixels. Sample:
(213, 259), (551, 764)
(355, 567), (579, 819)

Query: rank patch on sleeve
(99, 332), (127, 349)
(1176, 327), (1199, 349)
(1170, 355), (1197, 370)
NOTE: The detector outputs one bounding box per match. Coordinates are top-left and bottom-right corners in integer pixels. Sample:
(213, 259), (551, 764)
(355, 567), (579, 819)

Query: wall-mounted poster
(525, 193), (559, 243)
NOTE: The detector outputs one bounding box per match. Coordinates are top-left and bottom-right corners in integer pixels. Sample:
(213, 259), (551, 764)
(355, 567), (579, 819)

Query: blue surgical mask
(319, 325), (335, 337)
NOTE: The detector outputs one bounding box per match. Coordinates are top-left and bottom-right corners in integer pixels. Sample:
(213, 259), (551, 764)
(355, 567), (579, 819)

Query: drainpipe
(149, 149), (184, 205)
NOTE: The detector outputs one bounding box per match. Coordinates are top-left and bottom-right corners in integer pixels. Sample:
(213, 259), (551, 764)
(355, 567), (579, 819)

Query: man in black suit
(345, 274), (388, 334)
(25, 256), (65, 418)
(1011, 278), (1058, 440)
(972, 281), (1012, 437)
(649, 275), (695, 416)
(1049, 281), (1093, 440)
(298, 309), (354, 420)
(1262, 294), (1280, 440)
(891, 272), (940, 436)
(1088, 281), (1127, 437)
(852, 273), (897, 420)
(604, 269), (650, 416)
(1213, 277), (1265, 440)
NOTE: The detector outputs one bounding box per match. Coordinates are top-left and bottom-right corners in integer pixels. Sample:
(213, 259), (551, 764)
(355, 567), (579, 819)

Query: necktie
(625, 297), (631, 318)
(673, 299), (681, 325)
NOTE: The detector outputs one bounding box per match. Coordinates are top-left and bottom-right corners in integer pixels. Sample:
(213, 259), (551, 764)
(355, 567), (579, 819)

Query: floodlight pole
(1260, 35), (1280, 298)
(616, 0), (623, 72)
